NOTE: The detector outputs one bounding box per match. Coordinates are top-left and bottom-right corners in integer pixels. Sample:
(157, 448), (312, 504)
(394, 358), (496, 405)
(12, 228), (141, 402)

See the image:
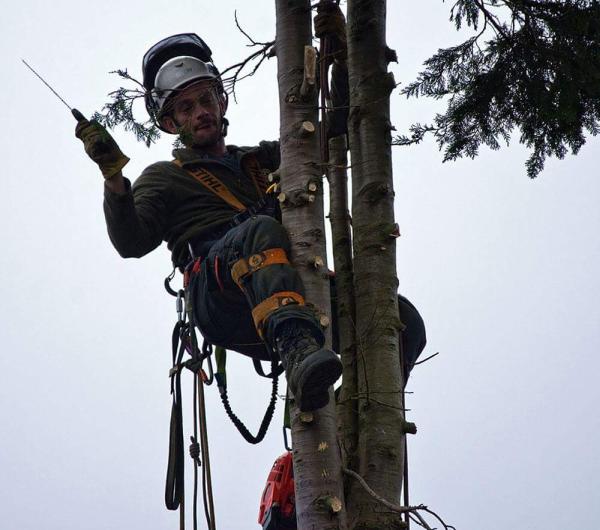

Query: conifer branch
(400, 0), (600, 177)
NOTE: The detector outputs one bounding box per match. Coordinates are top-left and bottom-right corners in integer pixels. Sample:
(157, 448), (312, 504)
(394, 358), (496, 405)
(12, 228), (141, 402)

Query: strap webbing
(283, 388), (291, 430)
(165, 321), (187, 515)
(253, 358), (285, 379)
(173, 159), (246, 212)
(283, 386), (292, 451)
(214, 346), (227, 391)
(231, 248), (290, 289)
(251, 291), (305, 337)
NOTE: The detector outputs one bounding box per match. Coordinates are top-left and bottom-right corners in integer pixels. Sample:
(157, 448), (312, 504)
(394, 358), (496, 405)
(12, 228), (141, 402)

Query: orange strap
(173, 159), (246, 212)
(231, 248), (289, 289)
(251, 291), (305, 337)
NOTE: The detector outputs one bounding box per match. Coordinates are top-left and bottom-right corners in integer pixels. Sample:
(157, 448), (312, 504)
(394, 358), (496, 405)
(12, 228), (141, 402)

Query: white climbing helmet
(151, 56), (220, 114)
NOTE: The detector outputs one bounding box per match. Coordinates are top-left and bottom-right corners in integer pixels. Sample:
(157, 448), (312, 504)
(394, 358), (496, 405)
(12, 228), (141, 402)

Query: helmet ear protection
(142, 33), (224, 132)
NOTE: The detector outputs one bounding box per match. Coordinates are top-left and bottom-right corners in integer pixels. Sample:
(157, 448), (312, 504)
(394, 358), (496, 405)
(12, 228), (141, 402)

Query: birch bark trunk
(274, 2), (347, 528)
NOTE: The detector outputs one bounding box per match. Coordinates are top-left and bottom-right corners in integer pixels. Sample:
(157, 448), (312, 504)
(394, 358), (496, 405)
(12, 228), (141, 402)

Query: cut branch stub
(357, 181), (394, 204)
(299, 412), (314, 424)
(298, 120), (316, 138)
(402, 421), (417, 435)
(278, 188), (317, 207)
(300, 45), (317, 98)
(311, 255), (325, 269)
(388, 223), (401, 239)
(384, 72), (397, 94)
(315, 495), (343, 515)
(385, 46), (398, 63)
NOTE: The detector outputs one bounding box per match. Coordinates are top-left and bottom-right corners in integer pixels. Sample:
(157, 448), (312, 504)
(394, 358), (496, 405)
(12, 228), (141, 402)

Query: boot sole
(294, 349), (342, 412)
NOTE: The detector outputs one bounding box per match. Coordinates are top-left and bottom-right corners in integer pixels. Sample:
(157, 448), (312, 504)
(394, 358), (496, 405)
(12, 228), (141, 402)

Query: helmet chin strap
(221, 116), (229, 138)
(220, 90), (229, 138)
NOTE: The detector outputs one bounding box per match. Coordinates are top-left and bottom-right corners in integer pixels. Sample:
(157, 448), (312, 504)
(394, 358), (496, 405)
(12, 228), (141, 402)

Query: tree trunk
(345, 1), (405, 528)
(274, 2), (347, 528)
(328, 135), (359, 482)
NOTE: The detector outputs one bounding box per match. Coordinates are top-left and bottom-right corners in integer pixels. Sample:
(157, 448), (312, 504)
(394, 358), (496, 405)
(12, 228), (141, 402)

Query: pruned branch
(219, 12), (275, 100)
(342, 468), (455, 530)
(413, 351), (440, 366)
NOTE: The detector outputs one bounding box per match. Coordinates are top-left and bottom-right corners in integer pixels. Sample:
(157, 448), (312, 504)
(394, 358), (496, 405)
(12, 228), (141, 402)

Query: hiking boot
(273, 320), (342, 411)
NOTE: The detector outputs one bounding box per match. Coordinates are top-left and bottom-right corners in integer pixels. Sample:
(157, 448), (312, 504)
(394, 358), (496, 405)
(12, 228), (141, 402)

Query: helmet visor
(143, 33), (213, 89)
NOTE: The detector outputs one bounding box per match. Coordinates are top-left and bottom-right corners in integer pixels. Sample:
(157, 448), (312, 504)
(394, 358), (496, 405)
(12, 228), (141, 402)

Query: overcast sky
(2, 1), (599, 529)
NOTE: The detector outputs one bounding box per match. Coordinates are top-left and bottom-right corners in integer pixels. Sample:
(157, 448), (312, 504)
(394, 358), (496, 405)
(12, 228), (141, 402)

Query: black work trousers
(189, 215), (320, 360)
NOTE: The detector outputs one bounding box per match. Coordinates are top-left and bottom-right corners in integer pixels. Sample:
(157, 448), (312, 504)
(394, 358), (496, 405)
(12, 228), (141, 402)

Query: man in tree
(74, 12), (348, 411)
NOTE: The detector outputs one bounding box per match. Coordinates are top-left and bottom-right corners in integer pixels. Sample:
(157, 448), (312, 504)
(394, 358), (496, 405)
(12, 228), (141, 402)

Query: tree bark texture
(328, 135), (359, 482)
(275, 2), (347, 529)
(346, 1), (405, 528)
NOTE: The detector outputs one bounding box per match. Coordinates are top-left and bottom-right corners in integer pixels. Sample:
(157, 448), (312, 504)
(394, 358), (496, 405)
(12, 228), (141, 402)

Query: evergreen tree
(396, 0), (600, 177)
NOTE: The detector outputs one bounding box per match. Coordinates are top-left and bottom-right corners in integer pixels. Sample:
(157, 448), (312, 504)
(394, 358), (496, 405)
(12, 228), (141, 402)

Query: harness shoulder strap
(173, 159), (246, 212)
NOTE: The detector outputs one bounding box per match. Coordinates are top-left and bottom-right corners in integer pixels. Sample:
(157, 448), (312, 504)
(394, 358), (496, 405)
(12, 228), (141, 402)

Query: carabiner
(176, 290), (184, 322)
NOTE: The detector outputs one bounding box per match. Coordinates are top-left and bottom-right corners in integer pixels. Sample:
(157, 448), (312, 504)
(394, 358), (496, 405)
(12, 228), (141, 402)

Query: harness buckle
(231, 249), (290, 289)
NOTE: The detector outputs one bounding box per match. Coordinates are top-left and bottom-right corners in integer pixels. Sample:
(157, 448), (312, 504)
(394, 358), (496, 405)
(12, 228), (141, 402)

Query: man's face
(162, 81), (225, 147)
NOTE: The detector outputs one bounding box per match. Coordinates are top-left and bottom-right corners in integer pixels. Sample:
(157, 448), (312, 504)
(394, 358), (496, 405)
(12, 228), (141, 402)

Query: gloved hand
(74, 109), (130, 179)
(314, 2), (347, 50)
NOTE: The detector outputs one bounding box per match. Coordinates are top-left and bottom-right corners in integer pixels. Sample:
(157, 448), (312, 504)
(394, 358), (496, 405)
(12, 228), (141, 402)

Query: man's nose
(192, 102), (211, 120)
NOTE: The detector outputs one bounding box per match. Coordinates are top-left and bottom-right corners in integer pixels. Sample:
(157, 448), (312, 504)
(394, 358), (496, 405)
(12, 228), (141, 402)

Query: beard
(178, 115), (222, 148)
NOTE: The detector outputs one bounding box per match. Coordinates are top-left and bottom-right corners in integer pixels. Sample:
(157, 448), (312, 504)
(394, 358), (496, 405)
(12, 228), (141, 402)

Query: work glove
(74, 109), (130, 179)
(314, 2), (347, 58)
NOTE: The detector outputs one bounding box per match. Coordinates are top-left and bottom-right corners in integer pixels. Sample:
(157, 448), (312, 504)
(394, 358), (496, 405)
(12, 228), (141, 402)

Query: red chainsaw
(258, 451), (297, 529)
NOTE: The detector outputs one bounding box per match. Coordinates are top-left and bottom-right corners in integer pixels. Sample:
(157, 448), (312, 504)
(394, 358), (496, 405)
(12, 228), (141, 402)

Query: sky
(2, 1), (599, 529)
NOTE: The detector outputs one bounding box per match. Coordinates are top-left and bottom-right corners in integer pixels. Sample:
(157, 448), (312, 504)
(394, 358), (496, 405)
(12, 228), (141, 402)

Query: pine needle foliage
(395, 0), (600, 177)
(91, 69), (161, 147)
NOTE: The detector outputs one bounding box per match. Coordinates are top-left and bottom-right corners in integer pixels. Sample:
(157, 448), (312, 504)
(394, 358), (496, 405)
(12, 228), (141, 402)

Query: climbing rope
(165, 273), (217, 530)
(164, 263), (283, 530)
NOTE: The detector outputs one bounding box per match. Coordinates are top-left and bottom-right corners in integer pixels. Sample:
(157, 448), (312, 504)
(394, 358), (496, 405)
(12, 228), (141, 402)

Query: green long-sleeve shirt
(103, 141), (280, 266)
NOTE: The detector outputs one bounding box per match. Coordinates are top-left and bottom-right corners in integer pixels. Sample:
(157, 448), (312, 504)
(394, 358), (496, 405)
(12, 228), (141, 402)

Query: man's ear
(160, 115), (179, 134)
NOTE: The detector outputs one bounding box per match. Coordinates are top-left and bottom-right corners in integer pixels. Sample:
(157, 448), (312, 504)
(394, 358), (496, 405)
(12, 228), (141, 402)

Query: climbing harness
(174, 155), (281, 264)
(172, 155), (279, 226)
(164, 254), (284, 529)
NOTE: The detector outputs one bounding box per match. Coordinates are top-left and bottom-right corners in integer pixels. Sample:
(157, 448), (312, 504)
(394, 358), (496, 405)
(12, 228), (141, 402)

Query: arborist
(74, 6), (350, 412)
